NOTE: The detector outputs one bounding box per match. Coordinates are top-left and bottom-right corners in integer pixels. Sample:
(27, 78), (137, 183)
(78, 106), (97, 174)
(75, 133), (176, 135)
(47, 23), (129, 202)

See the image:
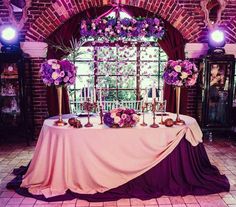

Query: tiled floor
(1, 138), (236, 207)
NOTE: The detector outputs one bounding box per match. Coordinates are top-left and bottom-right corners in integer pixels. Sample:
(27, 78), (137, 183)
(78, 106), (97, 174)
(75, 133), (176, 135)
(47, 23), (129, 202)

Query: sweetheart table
(7, 113), (229, 201)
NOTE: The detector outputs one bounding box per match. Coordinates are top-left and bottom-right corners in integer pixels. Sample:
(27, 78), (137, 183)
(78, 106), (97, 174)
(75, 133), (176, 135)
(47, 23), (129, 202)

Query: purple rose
(104, 113), (114, 127)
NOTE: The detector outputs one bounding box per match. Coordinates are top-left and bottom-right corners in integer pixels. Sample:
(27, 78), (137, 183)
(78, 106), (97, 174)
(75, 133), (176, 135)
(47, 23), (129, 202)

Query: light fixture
(208, 29), (226, 54)
(0, 25), (20, 53)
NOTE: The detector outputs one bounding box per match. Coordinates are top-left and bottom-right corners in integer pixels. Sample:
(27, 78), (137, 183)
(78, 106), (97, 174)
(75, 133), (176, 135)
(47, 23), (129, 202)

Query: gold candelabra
(99, 105), (103, 125)
(150, 98), (159, 128)
(82, 98), (97, 127)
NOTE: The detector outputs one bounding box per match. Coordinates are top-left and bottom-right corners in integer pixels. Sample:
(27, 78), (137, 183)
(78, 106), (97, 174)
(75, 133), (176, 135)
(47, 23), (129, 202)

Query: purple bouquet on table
(40, 59), (76, 86)
(163, 60), (199, 87)
(104, 108), (140, 128)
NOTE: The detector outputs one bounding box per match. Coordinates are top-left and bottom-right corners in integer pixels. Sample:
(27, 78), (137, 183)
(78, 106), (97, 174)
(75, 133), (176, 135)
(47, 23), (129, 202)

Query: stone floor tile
(86, 201), (103, 206)
(169, 197), (185, 205)
(21, 197), (36, 205)
(62, 204), (76, 207)
(223, 197), (236, 205)
(157, 197), (172, 205)
(130, 198), (145, 205)
(7, 197), (24, 205)
(104, 201), (117, 206)
(186, 204), (201, 207)
(182, 196), (198, 204)
(117, 199), (130, 206)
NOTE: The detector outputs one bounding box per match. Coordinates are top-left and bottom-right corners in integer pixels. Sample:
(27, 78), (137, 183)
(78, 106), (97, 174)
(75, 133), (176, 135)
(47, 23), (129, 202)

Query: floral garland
(104, 108), (139, 128)
(162, 60), (199, 87)
(80, 17), (165, 41)
(40, 59), (76, 86)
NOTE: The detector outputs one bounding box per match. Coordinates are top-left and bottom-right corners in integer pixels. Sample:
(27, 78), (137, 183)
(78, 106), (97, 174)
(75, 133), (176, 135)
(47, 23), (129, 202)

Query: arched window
(66, 11), (167, 113)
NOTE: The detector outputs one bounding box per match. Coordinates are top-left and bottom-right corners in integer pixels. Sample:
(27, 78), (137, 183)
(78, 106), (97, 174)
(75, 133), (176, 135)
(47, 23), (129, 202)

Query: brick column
(21, 42), (49, 138)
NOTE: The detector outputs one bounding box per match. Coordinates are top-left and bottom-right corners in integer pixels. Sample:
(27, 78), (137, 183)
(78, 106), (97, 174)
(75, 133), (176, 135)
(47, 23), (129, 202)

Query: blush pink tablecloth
(21, 113), (202, 198)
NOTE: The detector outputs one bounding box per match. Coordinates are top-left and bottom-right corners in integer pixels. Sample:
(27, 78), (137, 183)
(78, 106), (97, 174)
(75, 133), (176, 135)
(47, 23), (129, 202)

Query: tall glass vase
(175, 86), (185, 125)
(55, 86), (67, 126)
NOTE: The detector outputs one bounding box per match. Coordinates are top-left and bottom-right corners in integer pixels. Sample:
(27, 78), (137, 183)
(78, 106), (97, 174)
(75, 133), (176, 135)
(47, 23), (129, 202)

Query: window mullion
(137, 44), (141, 101)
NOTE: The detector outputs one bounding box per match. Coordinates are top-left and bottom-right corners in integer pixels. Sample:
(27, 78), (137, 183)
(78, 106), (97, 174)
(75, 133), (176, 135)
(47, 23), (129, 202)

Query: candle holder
(159, 102), (165, 125)
(82, 98), (97, 127)
(99, 105), (103, 125)
(140, 103), (148, 126)
(150, 98), (159, 128)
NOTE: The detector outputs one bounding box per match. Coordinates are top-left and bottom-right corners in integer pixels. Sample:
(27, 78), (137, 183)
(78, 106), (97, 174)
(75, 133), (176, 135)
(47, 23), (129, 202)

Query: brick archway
(26, 0), (200, 42)
(223, 16), (236, 43)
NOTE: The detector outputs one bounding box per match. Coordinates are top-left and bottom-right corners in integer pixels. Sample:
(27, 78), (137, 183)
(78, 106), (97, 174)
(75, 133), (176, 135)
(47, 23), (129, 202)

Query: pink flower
(54, 80), (60, 85)
(52, 72), (59, 80)
(60, 71), (65, 77)
(63, 76), (69, 82)
(121, 114), (127, 120)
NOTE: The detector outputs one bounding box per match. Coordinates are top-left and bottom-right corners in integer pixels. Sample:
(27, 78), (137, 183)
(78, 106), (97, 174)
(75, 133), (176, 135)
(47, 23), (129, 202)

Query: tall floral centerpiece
(40, 59), (76, 126)
(163, 60), (198, 125)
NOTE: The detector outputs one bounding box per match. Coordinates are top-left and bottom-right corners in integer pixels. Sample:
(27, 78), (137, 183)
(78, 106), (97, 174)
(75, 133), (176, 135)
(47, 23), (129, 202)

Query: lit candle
(87, 82), (90, 98)
(152, 85), (156, 102)
(80, 89), (83, 101)
(145, 88), (148, 103)
(94, 88), (96, 102)
(84, 86), (86, 101)
(90, 88), (93, 102)
(99, 88), (102, 106)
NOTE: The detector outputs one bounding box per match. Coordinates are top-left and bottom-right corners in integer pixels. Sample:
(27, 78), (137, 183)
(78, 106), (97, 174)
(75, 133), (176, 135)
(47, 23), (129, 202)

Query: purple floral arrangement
(163, 60), (199, 87)
(104, 108), (140, 128)
(80, 17), (165, 40)
(40, 59), (76, 86)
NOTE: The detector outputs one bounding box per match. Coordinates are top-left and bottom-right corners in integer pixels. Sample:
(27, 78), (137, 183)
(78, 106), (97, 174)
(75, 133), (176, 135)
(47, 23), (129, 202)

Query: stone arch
(26, 0), (200, 42)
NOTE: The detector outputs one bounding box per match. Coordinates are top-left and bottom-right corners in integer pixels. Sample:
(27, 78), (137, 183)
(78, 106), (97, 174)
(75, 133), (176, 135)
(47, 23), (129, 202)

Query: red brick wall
(0, 0), (236, 137)
(30, 58), (48, 137)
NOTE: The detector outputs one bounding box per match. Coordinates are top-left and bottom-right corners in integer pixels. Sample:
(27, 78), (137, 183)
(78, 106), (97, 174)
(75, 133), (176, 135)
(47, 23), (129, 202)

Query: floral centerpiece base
(104, 108), (139, 128)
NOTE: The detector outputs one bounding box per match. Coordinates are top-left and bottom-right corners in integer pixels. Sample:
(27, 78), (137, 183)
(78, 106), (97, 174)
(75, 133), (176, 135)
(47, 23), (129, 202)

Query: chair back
(70, 101), (84, 114)
(120, 100), (143, 111)
(102, 100), (120, 112)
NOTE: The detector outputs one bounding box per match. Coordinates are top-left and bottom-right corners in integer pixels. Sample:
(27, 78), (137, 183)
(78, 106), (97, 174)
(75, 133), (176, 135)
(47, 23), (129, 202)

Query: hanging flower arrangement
(80, 16), (165, 41)
(162, 60), (199, 87)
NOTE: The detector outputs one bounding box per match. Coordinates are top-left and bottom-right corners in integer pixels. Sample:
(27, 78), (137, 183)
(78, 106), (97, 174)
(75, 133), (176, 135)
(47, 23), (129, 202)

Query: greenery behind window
(67, 44), (167, 105)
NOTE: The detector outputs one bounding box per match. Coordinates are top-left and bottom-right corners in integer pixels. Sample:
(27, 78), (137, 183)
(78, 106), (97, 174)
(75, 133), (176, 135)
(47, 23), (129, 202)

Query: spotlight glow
(210, 30), (225, 43)
(1, 27), (17, 41)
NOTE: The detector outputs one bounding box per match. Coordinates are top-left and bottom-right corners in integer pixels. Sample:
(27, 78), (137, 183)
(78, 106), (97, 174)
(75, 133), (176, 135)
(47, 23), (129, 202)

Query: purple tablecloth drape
(7, 138), (229, 202)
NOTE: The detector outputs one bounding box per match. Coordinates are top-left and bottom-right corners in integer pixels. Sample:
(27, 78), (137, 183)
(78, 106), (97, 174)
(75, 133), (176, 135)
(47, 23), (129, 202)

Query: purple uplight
(0, 26), (18, 44)
(208, 29), (225, 49)
(210, 30), (225, 43)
